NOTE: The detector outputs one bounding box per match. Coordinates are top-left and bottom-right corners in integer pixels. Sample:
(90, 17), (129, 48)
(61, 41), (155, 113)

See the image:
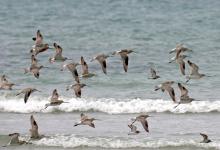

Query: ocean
(0, 0), (220, 149)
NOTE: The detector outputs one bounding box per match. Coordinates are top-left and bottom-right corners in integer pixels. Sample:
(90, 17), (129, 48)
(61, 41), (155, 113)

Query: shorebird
(131, 114), (151, 133)
(30, 115), (40, 139)
(61, 63), (80, 83)
(30, 44), (50, 56)
(24, 55), (46, 79)
(169, 44), (192, 54)
(0, 81), (15, 90)
(200, 133), (212, 143)
(16, 88), (40, 103)
(186, 60), (205, 82)
(169, 50), (187, 75)
(74, 113), (97, 128)
(31, 30), (50, 56)
(128, 124), (140, 135)
(49, 43), (68, 63)
(112, 49), (134, 72)
(174, 83), (194, 108)
(0, 75), (15, 90)
(155, 81), (176, 102)
(91, 54), (110, 74)
(80, 56), (95, 78)
(7, 133), (27, 145)
(66, 83), (86, 98)
(44, 89), (69, 109)
(24, 65), (44, 79)
(148, 68), (160, 79)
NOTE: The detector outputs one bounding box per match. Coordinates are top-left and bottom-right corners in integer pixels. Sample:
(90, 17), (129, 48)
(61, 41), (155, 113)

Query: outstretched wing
(140, 119), (149, 132)
(24, 90), (32, 103)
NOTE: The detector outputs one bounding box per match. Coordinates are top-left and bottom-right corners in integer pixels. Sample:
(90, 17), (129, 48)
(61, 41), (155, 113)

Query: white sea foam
(0, 96), (220, 114)
(32, 134), (220, 149)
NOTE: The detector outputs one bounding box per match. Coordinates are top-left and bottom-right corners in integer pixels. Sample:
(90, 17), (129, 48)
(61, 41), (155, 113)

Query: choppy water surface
(0, 0), (220, 149)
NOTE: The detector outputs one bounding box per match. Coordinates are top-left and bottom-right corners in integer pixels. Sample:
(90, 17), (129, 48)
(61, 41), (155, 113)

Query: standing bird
(80, 56), (95, 78)
(7, 133), (27, 145)
(112, 49), (134, 72)
(155, 81), (176, 102)
(74, 113), (97, 128)
(44, 89), (69, 109)
(186, 60), (205, 82)
(131, 114), (151, 133)
(49, 43), (68, 63)
(148, 68), (160, 79)
(66, 83), (86, 98)
(128, 124), (140, 135)
(174, 83), (194, 108)
(30, 115), (40, 139)
(16, 88), (40, 103)
(61, 63), (80, 83)
(91, 54), (110, 74)
(200, 133), (212, 143)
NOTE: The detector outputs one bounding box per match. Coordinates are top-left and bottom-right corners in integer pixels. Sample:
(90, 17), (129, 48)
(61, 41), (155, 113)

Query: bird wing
(120, 53), (129, 72)
(178, 83), (188, 97)
(30, 115), (38, 130)
(81, 113), (89, 121)
(140, 119), (149, 132)
(8, 133), (19, 143)
(200, 133), (208, 140)
(178, 59), (185, 75)
(24, 89), (32, 103)
(51, 89), (59, 102)
(73, 85), (81, 98)
(81, 57), (89, 75)
(150, 68), (157, 78)
(35, 30), (43, 46)
(54, 43), (63, 57)
(66, 64), (80, 83)
(188, 61), (199, 75)
(98, 58), (107, 74)
(175, 49), (182, 59)
(72, 70), (79, 83)
(166, 87), (176, 102)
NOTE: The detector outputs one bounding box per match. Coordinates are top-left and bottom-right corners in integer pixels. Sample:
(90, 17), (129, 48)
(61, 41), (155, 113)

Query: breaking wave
(31, 134), (220, 149)
(0, 95), (220, 114)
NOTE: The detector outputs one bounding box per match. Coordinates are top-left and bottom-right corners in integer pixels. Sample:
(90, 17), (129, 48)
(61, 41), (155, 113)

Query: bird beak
(36, 90), (41, 92)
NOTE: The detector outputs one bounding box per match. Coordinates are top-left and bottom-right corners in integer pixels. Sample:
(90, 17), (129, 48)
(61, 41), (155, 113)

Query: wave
(0, 96), (220, 114)
(30, 134), (220, 149)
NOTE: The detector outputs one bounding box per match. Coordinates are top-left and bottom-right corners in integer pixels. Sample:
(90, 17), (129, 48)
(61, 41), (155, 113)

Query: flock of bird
(0, 30), (212, 146)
